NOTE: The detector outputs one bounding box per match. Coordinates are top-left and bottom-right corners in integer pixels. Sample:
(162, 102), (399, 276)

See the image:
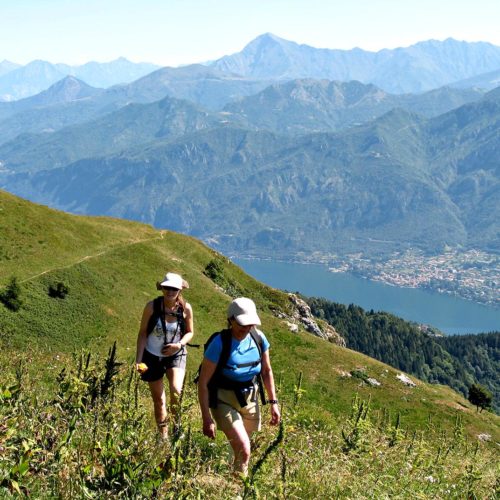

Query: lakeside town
(328, 249), (499, 308)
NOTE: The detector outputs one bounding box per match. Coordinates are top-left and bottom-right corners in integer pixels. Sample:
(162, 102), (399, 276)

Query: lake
(232, 258), (500, 335)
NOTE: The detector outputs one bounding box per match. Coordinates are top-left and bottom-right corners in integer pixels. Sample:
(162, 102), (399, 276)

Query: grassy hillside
(1, 190), (499, 497)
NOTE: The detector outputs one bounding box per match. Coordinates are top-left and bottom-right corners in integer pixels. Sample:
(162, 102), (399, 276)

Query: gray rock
(287, 293), (346, 346)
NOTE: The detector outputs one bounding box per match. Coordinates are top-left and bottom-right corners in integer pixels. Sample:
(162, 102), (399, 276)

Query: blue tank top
(204, 328), (270, 382)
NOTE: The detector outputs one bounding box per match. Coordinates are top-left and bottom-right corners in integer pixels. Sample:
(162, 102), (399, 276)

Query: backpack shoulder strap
(146, 296), (164, 335)
(249, 328), (264, 359)
(249, 327), (267, 406)
(175, 304), (186, 336)
(202, 330), (223, 351)
(217, 329), (233, 373)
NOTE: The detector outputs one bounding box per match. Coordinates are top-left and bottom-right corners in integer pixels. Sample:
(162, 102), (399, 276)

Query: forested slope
(306, 297), (500, 412)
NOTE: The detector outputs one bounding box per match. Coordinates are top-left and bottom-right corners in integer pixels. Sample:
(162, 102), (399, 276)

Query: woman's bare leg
(165, 367), (185, 419)
(222, 420), (251, 476)
(148, 378), (168, 438)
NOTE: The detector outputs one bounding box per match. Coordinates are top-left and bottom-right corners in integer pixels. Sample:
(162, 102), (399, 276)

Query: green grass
(1, 190), (499, 496)
(1, 351), (498, 498)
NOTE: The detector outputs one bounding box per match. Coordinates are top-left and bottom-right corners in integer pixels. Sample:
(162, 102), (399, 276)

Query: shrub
(48, 282), (70, 299)
(0, 276), (22, 311)
(204, 258), (244, 298)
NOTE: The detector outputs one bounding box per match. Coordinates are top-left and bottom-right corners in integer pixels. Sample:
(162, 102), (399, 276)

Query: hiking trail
(4, 230), (167, 288)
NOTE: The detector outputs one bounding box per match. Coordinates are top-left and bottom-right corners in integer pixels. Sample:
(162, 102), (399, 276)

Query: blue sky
(2, 0), (500, 66)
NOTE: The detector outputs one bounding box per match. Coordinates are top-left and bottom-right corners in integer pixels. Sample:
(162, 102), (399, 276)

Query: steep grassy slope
(1, 189), (499, 444)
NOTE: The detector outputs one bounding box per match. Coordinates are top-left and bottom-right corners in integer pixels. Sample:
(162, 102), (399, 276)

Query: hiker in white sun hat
(135, 272), (194, 439)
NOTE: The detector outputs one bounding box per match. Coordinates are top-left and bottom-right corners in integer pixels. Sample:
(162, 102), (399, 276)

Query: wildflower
(424, 475), (436, 483)
(477, 433), (491, 442)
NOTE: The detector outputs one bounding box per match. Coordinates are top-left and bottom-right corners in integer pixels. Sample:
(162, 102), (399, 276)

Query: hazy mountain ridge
(0, 79), (486, 169)
(223, 79), (485, 134)
(112, 64), (275, 110)
(0, 77), (484, 147)
(0, 76), (102, 120)
(0, 58), (160, 101)
(450, 68), (500, 91)
(2, 92), (498, 258)
(0, 60), (21, 77)
(0, 95), (231, 173)
(212, 34), (500, 93)
(2, 35), (499, 105)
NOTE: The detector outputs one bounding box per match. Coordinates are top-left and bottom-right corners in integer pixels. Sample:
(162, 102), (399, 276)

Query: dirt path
(14, 230), (167, 286)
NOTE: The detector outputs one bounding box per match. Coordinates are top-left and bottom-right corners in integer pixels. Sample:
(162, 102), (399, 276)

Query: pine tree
(468, 383), (492, 412)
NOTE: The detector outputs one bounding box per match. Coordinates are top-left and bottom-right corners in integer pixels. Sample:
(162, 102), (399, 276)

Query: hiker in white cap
(135, 272), (194, 439)
(197, 297), (280, 475)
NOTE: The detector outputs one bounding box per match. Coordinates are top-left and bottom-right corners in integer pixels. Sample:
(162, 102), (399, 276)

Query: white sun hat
(159, 272), (187, 290)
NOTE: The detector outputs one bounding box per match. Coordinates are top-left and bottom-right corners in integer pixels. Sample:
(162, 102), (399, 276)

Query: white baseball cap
(227, 297), (261, 326)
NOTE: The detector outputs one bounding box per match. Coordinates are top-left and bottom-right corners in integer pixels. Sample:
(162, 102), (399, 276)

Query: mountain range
(2, 86), (498, 258)
(222, 79), (485, 135)
(0, 58), (160, 101)
(212, 34), (500, 94)
(0, 78), (487, 164)
(0, 34), (498, 265)
(2, 35), (500, 104)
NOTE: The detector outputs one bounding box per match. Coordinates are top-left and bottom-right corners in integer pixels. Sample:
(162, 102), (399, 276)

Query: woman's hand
(161, 342), (182, 357)
(136, 362), (148, 374)
(202, 417), (216, 439)
(270, 403), (281, 425)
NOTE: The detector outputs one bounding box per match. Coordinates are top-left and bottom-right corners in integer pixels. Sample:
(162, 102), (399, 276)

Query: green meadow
(1, 190), (498, 498)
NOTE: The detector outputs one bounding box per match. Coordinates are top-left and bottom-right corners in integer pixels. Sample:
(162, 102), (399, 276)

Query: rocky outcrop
(279, 293), (346, 347)
(396, 373), (417, 387)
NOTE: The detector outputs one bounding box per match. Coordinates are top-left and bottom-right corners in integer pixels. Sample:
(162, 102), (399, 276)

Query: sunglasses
(161, 286), (180, 292)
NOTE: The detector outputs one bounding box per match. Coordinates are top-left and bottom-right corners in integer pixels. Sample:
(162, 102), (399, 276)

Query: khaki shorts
(211, 387), (261, 434)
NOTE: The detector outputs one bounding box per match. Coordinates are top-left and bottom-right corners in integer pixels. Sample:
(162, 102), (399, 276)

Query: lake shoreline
(229, 253), (499, 310)
(231, 256), (500, 335)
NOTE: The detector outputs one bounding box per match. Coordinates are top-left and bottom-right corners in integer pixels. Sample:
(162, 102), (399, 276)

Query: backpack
(146, 296), (186, 344)
(195, 328), (266, 409)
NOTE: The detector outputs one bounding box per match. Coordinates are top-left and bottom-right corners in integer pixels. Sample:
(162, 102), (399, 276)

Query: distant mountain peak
(15, 75), (102, 107)
(49, 75), (99, 92)
(250, 32), (290, 44)
(240, 32), (296, 54)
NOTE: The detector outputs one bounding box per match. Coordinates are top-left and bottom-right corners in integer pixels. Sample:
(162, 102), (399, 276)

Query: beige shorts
(211, 387), (261, 434)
